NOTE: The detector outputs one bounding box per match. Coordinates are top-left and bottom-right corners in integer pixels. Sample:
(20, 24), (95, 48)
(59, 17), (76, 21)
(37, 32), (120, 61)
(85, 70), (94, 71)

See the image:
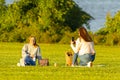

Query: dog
(65, 51), (73, 66)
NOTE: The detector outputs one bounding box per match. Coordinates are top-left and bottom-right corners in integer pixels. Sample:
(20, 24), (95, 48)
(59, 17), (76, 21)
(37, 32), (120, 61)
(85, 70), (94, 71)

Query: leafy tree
(94, 11), (120, 45)
(0, 0), (93, 43)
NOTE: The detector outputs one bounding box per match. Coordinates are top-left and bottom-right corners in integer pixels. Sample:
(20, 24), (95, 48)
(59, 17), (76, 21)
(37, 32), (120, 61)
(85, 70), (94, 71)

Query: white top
(22, 44), (42, 61)
(71, 38), (95, 56)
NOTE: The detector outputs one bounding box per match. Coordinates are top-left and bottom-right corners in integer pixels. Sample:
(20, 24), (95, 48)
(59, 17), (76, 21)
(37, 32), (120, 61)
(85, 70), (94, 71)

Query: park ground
(0, 43), (120, 80)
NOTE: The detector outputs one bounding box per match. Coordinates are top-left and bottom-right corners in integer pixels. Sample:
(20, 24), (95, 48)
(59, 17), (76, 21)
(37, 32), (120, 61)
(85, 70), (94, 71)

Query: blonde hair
(78, 27), (93, 42)
(29, 36), (38, 47)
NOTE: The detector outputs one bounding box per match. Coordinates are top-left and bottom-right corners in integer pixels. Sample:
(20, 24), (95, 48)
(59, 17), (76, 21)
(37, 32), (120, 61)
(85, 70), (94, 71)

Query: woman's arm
(22, 44), (29, 58)
(71, 38), (81, 53)
(36, 47), (42, 60)
(90, 42), (96, 55)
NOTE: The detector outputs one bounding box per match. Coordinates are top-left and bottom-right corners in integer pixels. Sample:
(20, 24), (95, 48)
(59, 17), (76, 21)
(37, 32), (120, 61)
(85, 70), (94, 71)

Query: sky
(5, 0), (120, 32)
(74, 0), (120, 31)
(5, 0), (14, 4)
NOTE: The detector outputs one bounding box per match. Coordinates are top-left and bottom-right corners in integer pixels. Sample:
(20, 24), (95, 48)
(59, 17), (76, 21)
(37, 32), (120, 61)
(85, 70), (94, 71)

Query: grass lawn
(0, 43), (120, 80)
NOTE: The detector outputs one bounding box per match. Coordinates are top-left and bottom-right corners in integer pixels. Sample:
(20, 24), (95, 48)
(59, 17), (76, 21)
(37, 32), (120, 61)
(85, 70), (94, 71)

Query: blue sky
(5, 0), (120, 31)
(5, 0), (14, 4)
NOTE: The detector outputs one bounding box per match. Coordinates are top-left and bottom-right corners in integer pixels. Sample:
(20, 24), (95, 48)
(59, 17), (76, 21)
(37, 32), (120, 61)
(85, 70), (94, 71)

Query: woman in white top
(71, 27), (96, 67)
(17, 36), (42, 66)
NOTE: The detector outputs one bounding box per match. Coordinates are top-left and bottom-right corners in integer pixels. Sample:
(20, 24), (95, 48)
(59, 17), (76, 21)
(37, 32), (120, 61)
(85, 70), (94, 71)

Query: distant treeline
(93, 12), (120, 46)
(0, 0), (93, 43)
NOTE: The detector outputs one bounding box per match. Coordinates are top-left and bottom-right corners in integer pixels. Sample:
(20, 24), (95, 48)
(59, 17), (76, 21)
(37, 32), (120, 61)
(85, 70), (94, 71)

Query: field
(0, 43), (120, 80)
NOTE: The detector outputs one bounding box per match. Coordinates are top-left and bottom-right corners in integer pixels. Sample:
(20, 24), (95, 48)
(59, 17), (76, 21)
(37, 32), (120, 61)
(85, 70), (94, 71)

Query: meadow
(0, 43), (120, 80)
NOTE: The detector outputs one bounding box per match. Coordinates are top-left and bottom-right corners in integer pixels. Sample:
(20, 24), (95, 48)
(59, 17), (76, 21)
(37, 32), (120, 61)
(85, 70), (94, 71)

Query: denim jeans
(79, 53), (96, 66)
(72, 53), (78, 65)
(90, 53), (96, 62)
(24, 55), (36, 66)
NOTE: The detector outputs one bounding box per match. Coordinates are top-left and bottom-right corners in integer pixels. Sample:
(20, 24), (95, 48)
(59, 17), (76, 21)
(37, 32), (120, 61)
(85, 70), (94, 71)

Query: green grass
(0, 43), (120, 80)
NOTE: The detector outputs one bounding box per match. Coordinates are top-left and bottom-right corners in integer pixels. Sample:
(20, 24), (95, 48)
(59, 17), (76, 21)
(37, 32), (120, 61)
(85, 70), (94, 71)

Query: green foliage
(64, 4), (93, 31)
(0, 0), (6, 14)
(59, 30), (78, 44)
(0, 0), (93, 43)
(105, 33), (120, 46)
(94, 11), (120, 45)
(105, 12), (120, 34)
(93, 35), (105, 45)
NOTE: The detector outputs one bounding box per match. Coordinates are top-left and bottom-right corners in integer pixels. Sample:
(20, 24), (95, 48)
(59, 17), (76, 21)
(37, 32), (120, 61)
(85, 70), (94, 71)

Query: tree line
(0, 0), (93, 43)
(94, 11), (120, 46)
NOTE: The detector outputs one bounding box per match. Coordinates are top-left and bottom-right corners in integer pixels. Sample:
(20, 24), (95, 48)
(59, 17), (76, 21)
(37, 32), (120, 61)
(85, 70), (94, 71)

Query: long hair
(79, 27), (93, 42)
(29, 36), (38, 47)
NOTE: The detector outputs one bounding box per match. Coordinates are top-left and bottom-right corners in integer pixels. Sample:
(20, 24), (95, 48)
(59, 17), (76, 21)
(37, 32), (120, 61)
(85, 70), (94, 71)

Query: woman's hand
(30, 53), (34, 58)
(71, 40), (76, 44)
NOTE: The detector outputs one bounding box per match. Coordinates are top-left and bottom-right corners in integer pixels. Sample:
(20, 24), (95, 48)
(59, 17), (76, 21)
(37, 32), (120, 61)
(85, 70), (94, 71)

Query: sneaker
(87, 62), (92, 67)
(71, 64), (75, 67)
(17, 63), (20, 67)
(20, 58), (25, 67)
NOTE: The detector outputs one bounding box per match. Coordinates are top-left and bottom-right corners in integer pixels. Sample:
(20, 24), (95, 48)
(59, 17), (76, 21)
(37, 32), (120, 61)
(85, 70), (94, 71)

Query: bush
(59, 30), (78, 44)
(93, 34), (106, 45)
(105, 33), (120, 46)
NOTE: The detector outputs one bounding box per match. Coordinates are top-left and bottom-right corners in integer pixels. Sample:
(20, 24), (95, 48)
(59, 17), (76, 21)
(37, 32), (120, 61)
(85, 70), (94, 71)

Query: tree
(94, 11), (120, 45)
(0, 0), (93, 43)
